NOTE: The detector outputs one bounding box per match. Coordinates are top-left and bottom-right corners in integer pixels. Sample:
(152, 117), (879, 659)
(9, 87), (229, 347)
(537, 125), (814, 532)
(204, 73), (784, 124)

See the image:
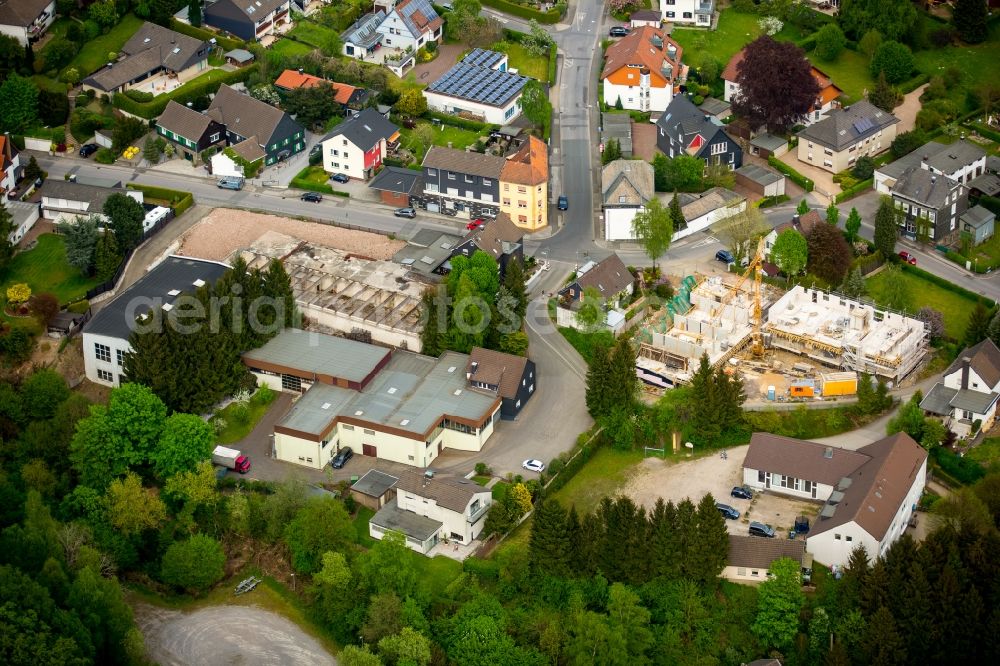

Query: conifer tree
(502, 258), (528, 321)
(529, 497), (570, 577)
(797, 199), (810, 215)
(608, 336), (638, 411)
(668, 192), (685, 237)
(420, 290), (444, 357)
(585, 342), (612, 418)
(860, 558), (890, 616)
(93, 230), (120, 282)
(674, 498), (697, 578)
(826, 202), (840, 226)
(648, 498), (681, 580)
(896, 561), (933, 660)
(565, 505), (583, 575)
(873, 196), (899, 259)
(263, 258), (297, 330)
(964, 302), (991, 347)
(863, 606), (907, 666)
(689, 494), (730, 584)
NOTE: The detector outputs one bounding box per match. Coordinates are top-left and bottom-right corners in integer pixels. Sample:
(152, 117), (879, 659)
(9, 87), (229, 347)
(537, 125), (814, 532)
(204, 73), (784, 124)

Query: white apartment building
(659, 0), (714, 27)
(601, 26), (685, 113)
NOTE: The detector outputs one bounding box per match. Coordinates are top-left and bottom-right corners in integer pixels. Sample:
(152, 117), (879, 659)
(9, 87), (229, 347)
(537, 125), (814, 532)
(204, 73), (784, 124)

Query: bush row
(900, 263), (996, 307)
(757, 194), (790, 209)
(768, 155), (814, 192)
(851, 250), (884, 276)
(931, 446), (985, 486)
(834, 177), (873, 203)
(968, 121), (1000, 144)
(423, 110), (495, 133)
(169, 19), (244, 52)
(113, 66), (256, 119)
(547, 43), (558, 85)
(126, 184), (195, 215)
(289, 177), (349, 197)
(543, 428), (605, 496)
(482, 0), (562, 24)
(897, 73), (931, 96)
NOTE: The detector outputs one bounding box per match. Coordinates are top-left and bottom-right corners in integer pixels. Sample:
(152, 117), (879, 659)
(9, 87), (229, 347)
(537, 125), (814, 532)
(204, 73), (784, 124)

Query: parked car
(716, 249), (735, 263)
(898, 251), (917, 265)
(731, 485), (753, 500)
(331, 446), (354, 469)
(300, 192), (323, 203)
(522, 459), (545, 473)
(609, 26), (629, 37)
(717, 503), (740, 520)
(330, 173), (350, 183)
(217, 177), (244, 190)
(557, 195), (569, 210)
(466, 218), (485, 230)
(394, 207), (417, 218)
(749, 521), (776, 538)
(78, 143), (99, 157)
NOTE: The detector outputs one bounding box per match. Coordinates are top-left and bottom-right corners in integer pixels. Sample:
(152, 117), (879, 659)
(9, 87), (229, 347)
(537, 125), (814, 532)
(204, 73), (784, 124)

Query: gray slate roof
(602, 113), (633, 156)
(395, 469), (487, 512)
(423, 146), (506, 179)
(369, 166), (424, 194)
(969, 173), (1000, 197)
(0, 0), (53, 27)
(736, 163), (783, 187)
(919, 383), (958, 416)
(370, 499), (442, 541)
(923, 139), (986, 175)
(797, 100), (899, 152)
(225, 48), (254, 63)
(83, 22), (207, 92)
(157, 100), (215, 142)
(352, 470), (399, 498)
(944, 338), (1000, 388)
(602, 159), (654, 206)
(750, 133), (787, 152)
(680, 187), (744, 222)
(877, 142), (945, 182)
(891, 167), (960, 208)
(41, 181), (128, 210)
(83, 256), (230, 340)
(951, 388), (1000, 414)
(207, 84), (301, 147)
(962, 205), (995, 230)
(322, 108), (399, 151)
(656, 95), (733, 155)
(213, 0), (287, 18)
(699, 96), (731, 117)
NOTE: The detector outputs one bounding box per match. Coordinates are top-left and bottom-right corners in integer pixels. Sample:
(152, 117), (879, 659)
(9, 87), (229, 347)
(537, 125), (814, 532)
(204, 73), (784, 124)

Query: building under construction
(764, 286), (928, 382)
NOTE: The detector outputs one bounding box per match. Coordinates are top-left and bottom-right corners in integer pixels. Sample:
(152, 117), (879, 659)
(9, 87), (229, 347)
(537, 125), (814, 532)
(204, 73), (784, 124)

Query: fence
(82, 210), (176, 301)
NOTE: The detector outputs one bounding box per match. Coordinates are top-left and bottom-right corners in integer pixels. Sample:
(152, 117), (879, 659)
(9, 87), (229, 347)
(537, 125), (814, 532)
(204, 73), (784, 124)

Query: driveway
(412, 43), (465, 85)
(778, 151), (840, 204)
(894, 84), (927, 135)
(630, 121), (657, 161)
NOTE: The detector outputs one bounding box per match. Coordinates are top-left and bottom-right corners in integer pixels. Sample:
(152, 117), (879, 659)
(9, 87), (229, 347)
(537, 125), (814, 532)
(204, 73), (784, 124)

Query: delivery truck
(212, 445), (251, 477)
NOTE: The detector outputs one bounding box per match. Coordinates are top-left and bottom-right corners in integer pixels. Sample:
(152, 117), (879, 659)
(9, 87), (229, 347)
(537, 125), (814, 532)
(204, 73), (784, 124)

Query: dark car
(300, 192), (323, 203)
(394, 207), (417, 218)
(717, 503), (740, 520)
(898, 251), (917, 265)
(331, 446), (354, 469)
(749, 521), (776, 538)
(609, 26), (629, 37)
(330, 173), (350, 183)
(716, 249), (735, 263)
(731, 485), (753, 500)
(78, 143), (99, 158)
(557, 195), (568, 210)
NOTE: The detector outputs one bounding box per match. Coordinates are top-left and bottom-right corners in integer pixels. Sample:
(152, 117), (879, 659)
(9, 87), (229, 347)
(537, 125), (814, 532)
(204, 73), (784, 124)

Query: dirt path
(893, 84), (927, 135)
(134, 603), (337, 666)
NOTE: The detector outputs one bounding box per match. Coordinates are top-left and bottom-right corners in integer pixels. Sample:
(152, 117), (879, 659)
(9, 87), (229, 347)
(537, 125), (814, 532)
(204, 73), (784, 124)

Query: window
(448, 172), (456, 180)
(846, 536), (853, 542)
(363, 428), (375, 435)
(503, 183), (509, 191)
(517, 200), (527, 208)
(529, 383), (534, 393)
(465, 175), (473, 183)
(483, 179), (492, 186)
(96, 369), (114, 382)
(116, 349), (125, 366)
(711, 142), (727, 155)
(751, 570), (759, 577)
(502, 198), (511, 205)
(666, 11), (675, 17)
(329, 149), (339, 156)
(210, 132), (220, 143)
(835, 533), (842, 540)
(683, 12), (692, 18)
(504, 106), (516, 120)
(343, 424), (355, 431)
(517, 186), (526, 193)
(619, 195), (627, 203)
(95, 343), (111, 363)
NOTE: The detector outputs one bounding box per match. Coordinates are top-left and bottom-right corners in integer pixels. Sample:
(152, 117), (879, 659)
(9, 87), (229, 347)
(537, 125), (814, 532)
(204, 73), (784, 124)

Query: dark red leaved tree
(731, 37), (820, 133)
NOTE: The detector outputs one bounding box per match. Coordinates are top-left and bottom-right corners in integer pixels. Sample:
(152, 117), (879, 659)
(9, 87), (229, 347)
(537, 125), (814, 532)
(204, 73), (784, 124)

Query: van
(218, 177), (244, 190)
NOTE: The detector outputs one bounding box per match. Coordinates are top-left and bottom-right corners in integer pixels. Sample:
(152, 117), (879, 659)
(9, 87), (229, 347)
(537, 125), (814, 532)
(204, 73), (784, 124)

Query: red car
(898, 251), (917, 265)
(466, 218), (485, 230)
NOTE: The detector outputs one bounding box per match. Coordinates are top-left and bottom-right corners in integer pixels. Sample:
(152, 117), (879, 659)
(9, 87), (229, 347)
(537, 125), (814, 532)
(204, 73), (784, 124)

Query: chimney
(298, 67), (304, 74)
(961, 356), (971, 390)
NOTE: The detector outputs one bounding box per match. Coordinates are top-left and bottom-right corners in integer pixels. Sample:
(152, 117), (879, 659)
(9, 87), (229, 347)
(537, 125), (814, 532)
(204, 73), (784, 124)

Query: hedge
(757, 194), (790, 208)
(289, 177), (349, 197)
(851, 250), (884, 276)
(113, 66), (256, 119)
(169, 19), (244, 52)
(127, 184), (195, 215)
(900, 263), (996, 307)
(423, 110), (496, 133)
(834, 178), (873, 203)
(768, 155), (814, 192)
(544, 428), (605, 495)
(482, 0), (562, 24)
(976, 196), (1000, 216)
(968, 121), (1000, 144)
(463, 557), (500, 581)
(931, 446), (985, 486)
(898, 73), (931, 95)
(547, 42), (558, 85)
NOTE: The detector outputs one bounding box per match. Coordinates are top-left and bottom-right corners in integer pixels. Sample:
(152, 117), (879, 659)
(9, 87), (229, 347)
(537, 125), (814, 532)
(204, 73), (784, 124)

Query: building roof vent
(400, 419), (410, 426)
(824, 446), (833, 459)
(354, 410), (364, 416)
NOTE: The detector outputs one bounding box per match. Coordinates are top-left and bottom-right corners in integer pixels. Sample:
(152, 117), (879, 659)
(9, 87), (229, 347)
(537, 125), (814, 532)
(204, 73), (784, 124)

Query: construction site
(635, 242), (929, 399)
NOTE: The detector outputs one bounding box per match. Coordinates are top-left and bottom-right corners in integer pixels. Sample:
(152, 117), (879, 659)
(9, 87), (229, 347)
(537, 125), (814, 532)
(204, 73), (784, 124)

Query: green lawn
(672, 10), (762, 68)
(503, 42), (549, 82)
(548, 447), (645, 514)
(809, 48), (875, 103)
(352, 506), (376, 546)
(63, 13), (144, 78)
(491, 480), (510, 501)
(212, 394), (277, 444)
(413, 553), (463, 593)
(473, 475), (491, 486)
(397, 122), (485, 164)
(557, 326), (614, 365)
(272, 38), (315, 57)
(32, 75), (67, 93)
(913, 21), (1000, 105)
(968, 437), (1000, 472)
(288, 20), (340, 51)
(865, 268), (979, 340)
(1, 234), (101, 308)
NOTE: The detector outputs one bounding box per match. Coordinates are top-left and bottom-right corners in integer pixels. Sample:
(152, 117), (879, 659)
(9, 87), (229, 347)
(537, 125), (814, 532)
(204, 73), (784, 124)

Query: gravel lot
(177, 209), (405, 262)
(134, 603), (336, 666)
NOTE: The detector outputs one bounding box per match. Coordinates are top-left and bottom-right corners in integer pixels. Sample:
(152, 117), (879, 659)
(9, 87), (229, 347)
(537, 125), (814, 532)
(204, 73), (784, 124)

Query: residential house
(672, 187), (746, 240)
(204, 0), (292, 43)
(206, 84), (306, 166)
(699, 96), (731, 122)
(370, 469), (492, 553)
(81, 22), (209, 95)
(602, 159), (656, 241)
(4, 201), (40, 246)
(659, 0), (714, 27)
(741, 432), (927, 567)
(210, 138), (266, 178)
(961, 205), (996, 245)
(735, 163), (786, 198)
(375, 0), (443, 52)
(319, 107), (400, 180)
(723, 50), (843, 124)
(82, 256), (230, 386)
(350, 469), (399, 510)
(763, 210), (821, 260)
(450, 212), (525, 278)
(556, 254), (634, 334)
(245, 329), (502, 470)
(601, 26), (686, 113)
(424, 49), (529, 125)
(155, 100), (226, 164)
(40, 181), (143, 225)
(722, 535), (806, 583)
(655, 95), (743, 171)
(875, 140), (987, 194)
(629, 9), (662, 28)
(499, 136), (549, 231)
(921, 339), (1000, 438)
(467, 347), (536, 420)
(273, 69), (370, 111)
(420, 146), (506, 219)
(796, 100), (899, 174)
(341, 10), (387, 61)
(369, 165), (424, 207)
(0, 133), (22, 204)
(889, 167), (967, 242)
(0, 0), (55, 46)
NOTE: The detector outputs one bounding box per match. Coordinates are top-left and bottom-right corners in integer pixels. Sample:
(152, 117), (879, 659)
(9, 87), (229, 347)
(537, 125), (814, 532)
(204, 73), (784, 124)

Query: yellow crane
(719, 237), (766, 358)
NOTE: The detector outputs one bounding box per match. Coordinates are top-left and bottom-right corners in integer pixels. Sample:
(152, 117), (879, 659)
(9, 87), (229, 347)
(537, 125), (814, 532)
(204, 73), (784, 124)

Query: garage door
(362, 444), (377, 457)
(427, 202), (439, 213)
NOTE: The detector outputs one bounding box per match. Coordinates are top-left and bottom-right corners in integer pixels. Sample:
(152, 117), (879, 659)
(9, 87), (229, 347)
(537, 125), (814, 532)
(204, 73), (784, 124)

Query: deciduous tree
(752, 557), (804, 649)
(731, 36), (819, 133)
(771, 228), (808, 281)
(815, 23), (847, 61)
(19, 369), (69, 422)
(103, 193), (145, 251)
(160, 534), (225, 593)
(0, 203), (14, 272)
(0, 73), (39, 134)
(360, 530), (418, 598)
(870, 41), (914, 84)
(807, 222), (853, 285)
(838, 0), (918, 42)
(574, 285), (605, 332)
(720, 206), (769, 267)
(918, 307), (945, 342)
(152, 413), (214, 480)
(394, 89), (427, 117)
(845, 207), (862, 242)
(601, 137), (621, 165)
(878, 265), (911, 312)
(519, 80), (550, 128)
(284, 84), (340, 131)
(859, 29), (882, 58)
(104, 472), (167, 535)
(656, 154), (704, 192)
(952, 0), (989, 44)
(283, 498), (354, 574)
(631, 197), (673, 269)
(378, 627), (431, 666)
(869, 71), (902, 112)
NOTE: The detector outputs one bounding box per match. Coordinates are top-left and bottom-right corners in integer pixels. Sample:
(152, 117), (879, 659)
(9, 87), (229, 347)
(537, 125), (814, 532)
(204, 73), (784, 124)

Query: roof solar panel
(427, 58), (528, 107)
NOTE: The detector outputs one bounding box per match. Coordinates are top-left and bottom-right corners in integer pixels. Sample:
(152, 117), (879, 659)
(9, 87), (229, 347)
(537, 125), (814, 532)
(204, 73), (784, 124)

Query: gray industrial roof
(243, 328), (391, 384)
(83, 256), (230, 340)
(276, 383), (357, 436)
(736, 163), (783, 187)
(426, 57), (529, 108)
(352, 469), (399, 498)
(601, 113), (633, 157)
(370, 499), (442, 542)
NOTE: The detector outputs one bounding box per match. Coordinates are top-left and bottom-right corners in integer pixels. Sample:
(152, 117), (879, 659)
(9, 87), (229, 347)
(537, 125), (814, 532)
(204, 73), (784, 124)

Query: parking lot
(622, 444), (821, 537)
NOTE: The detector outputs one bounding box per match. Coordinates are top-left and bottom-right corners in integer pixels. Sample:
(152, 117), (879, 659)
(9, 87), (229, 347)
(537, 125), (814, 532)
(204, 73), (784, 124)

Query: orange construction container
(790, 380), (815, 398)
(821, 372), (858, 396)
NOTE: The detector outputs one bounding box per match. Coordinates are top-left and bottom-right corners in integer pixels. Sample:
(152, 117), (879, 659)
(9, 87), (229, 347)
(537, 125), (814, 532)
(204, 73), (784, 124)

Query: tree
(93, 230), (121, 282)
(607, 582), (653, 660)
(88, 0), (118, 29)
(852, 155), (875, 180)
(964, 301), (991, 347)
(806, 221), (853, 285)
(111, 115), (148, 152)
(23, 155), (43, 184)
(502, 258), (528, 321)
(394, 89), (427, 117)
(631, 197), (673, 268)
(838, 0), (918, 42)
(142, 137), (161, 164)
(575, 285), (605, 332)
(340, 645), (383, 666)
(586, 341), (612, 417)
(19, 369), (69, 422)
(845, 207), (862, 242)
(29, 292), (60, 328)
(602, 137), (621, 165)
(668, 192), (685, 238)
(870, 41), (914, 84)
(886, 392), (925, 441)
(873, 196), (899, 259)
(152, 413), (214, 480)
(160, 534), (225, 593)
(164, 461), (219, 530)
(188, 0), (203, 28)
(878, 265), (910, 311)
(103, 193), (145, 251)
(797, 198), (810, 215)
(863, 606), (907, 666)
(918, 307), (945, 342)
(42, 38), (78, 71)
(752, 557), (804, 650)
(379, 627), (431, 666)
(284, 84), (339, 131)
(859, 29), (882, 58)
(420, 289), (445, 356)
(720, 206), (769, 267)
(771, 229), (808, 281)
(815, 23), (847, 61)
(842, 266), (867, 298)
(688, 494), (729, 583)
(283, 498), (354, 574)
(0, 203), (14, 272)
(0, 73), (39, 134)
(0, 34), (21, 81)
(890, 129), (926, 160)
(60, 217), (99, 275)
(952, 0), (988, 44)
(826, 202), (840, 226)
(498, 330), (528, 356)
(524, 19), (553, 57)
(530, 497), (570, 576)
(657, 154), (704, 192)
(519, 80), (550, 128)
(38, 89), (69, 127)
(731, 36), (819, 133)
(104, 472), (167, 535)
(868, 71), (902, 112)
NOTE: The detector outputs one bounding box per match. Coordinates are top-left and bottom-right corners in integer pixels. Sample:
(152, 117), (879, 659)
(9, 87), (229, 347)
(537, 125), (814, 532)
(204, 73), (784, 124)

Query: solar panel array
(427, 61), (529, 107)
(463, 48), (505, 69)
(852, 117), (874, 135)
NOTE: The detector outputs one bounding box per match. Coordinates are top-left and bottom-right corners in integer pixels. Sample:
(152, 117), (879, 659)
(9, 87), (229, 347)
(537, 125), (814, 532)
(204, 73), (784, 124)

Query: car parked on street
(717, 503), (740, 520)
(557, 195), (568, 210)
(394, 207), (417, 218)
(522, 459), (545, 473)
(300, 192), (323, 203)
(78, 143), (99, 158)
(330, 173), (350, 183)
(716, 249), (735, 263)
(749, 521), (776, 538)
(898, 251), (917, 265)
(466, 218), (485, 230)
(731, 485), (753, 499)
(331, 446), (354, 469)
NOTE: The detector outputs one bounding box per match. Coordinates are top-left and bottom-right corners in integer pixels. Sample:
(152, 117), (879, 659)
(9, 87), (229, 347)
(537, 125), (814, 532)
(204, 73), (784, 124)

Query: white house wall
(721, 564), (773, 583)
(423, 90), (522, 125)
(602, 79), (672, 113)
(604, 207), (642, 241)
(322, 136), (367, 180)
(806, 523), (880, 569)
(83, 331), (131, 387)
(396, 487), (492, 543)
(742, 466), (834, 502)
(6, 205), (39, 245)
(211, 152), (244, 178)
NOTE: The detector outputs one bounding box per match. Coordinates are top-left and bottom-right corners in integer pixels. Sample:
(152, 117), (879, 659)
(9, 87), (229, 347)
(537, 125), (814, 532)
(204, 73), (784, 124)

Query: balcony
(467, 501), (490, 524)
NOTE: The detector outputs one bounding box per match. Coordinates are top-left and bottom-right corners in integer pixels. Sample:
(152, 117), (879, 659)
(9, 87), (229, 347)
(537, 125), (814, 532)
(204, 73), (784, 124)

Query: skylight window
(193, 279), (205, 287)
(354, 410), (364, 416)
(453, 389), (462, 395)
(448, 366), (456, 373)
(167, 289), (180, 296)
(387, 387), (397, 394)
(400, 419), (410, 426)
(162, 303), (174, 312)
(321, 403), (331, 410)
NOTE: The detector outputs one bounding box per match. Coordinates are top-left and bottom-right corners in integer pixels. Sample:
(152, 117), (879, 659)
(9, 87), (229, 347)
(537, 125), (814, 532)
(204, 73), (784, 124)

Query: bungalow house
(795, 100), (898, 174)
(921, 339), (1000, 438)
(273, 69), (370, 111)
(0, 0), (55, 46)
(206, 84), (306, 166)
(467, 347), (536, 420)
(424, 49), (529, 125)
(0, 133), (22, 204)
(655, 95), (742, 172)
(319, 107), (400, 180)
(557, 252), (634, 334)
(81, 22), (209, 95)
(4, 201), (40, 246)
(673, 187), (746, 241)
(369, 469), (492, 553)
(723, 49), (843, 125)
(659, 0), (714, 27)
(722, 535), (806, 583)
(155, 100), (226, 164)
(40, 181), (143, 225)
(375, 0), (443, 53)
(450, 212), (525, 279)
(741, 432), (927, 567)
(204, 0), (292, 43)
(602, 159), (656, 242)
(601, 26), (686, 113)
(875, 140), (987, 194)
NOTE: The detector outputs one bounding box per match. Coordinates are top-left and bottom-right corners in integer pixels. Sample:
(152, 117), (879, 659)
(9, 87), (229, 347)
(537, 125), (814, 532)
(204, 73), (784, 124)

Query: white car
(522, 459), (545, 473)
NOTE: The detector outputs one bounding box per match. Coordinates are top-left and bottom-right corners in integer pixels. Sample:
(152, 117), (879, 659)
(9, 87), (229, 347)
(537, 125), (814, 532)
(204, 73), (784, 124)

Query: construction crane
(718, 237), (766, 358)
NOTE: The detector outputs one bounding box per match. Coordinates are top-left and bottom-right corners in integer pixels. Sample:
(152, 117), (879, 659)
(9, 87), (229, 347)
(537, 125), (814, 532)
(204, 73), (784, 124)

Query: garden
(865, 265), (982, 340)
(396, 121), (485, 164)
(210, 386), (279, 445)
(0, 234), (100, 313)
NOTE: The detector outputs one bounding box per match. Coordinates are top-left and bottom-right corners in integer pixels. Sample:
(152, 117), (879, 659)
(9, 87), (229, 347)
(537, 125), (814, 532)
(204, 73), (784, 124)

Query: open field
(865, 267), (979, 340)
(549, 447), (644, 513)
